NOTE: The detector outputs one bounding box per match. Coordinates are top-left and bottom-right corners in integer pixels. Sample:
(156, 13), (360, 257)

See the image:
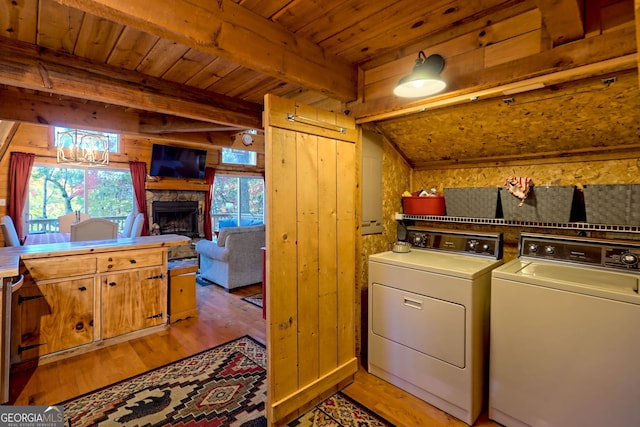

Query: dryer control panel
(406, 227), (503, 259)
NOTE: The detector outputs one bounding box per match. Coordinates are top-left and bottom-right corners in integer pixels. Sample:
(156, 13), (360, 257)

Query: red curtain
(8, 152), (35, 242)
(129, 161), (150, 236)
(203, 167), (216, 240)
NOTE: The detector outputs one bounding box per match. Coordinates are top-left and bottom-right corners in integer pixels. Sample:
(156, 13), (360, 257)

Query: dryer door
(371, 282), (465, 368)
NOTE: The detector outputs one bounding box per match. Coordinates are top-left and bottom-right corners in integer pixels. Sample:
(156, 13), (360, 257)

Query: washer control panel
(406, 228), (503, 259)
(520, 233), (640, 271)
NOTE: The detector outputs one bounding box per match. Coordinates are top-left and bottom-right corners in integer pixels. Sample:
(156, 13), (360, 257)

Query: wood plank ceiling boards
(0, 0), (636, 162)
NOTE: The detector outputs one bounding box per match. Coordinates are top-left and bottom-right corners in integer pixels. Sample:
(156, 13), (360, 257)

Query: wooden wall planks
(264, 94), (357, 426)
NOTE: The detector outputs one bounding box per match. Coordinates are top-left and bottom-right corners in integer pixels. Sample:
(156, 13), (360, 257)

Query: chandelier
(56, 128), (110, 166)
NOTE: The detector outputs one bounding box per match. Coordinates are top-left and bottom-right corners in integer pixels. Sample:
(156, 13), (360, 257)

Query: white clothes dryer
(368, 228), (504, 425)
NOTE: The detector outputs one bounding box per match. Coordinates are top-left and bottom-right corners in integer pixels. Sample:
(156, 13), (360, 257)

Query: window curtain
(129, 161), (150, 236)
(203, 167), (216, 240)
(8, 152), (35, 242)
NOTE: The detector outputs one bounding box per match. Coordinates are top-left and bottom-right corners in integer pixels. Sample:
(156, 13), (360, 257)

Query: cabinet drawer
(22, 256), (97, 281)
(98, 249), (163, 272)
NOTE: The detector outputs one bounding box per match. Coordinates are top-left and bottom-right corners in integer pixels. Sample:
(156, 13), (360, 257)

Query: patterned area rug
(61, 335), (390, 427)
(242, 292), (263, 309)
(290, 392), (394, 427)
(61, 336), (267, 426)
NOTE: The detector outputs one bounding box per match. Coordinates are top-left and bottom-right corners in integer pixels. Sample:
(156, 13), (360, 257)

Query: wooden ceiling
(0, 0), (638, 168)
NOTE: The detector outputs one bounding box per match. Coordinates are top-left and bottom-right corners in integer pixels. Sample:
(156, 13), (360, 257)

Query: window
(27, 165), (134, 234)
(221, 148), (257, 166)
(212, 175), (264, 230)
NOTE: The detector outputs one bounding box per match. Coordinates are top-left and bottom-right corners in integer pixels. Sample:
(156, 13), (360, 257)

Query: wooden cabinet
(16, 277), (94, 361)
(101, 266), (165, 339)
(99, 249), (167, 338)
(12, 245), (169, 363)
(168, 260), (198, 323)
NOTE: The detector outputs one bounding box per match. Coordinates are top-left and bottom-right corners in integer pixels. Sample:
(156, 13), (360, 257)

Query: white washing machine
(490, 233), (640, 427)
(368, 228), (504, 425)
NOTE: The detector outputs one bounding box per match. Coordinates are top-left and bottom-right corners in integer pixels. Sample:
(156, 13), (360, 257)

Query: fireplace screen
(152, 201), (199, 237)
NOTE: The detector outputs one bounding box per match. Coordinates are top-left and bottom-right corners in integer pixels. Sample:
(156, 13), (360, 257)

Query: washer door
(371, 283), (465, 368)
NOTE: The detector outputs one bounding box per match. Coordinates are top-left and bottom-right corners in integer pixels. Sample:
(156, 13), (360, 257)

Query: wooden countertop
(0, 234), (191, 277)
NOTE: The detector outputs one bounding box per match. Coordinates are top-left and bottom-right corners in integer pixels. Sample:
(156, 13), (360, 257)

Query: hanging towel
(504, 176), (534, 207)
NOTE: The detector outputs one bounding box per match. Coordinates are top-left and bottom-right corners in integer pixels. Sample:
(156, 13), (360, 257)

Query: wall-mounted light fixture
(393, 51), (446, 98)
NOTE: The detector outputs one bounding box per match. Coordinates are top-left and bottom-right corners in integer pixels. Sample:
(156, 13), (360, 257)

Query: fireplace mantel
(145, 179), (208, 192)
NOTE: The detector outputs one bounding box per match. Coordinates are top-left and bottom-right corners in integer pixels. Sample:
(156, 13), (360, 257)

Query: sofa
(195, 224), (265, 290)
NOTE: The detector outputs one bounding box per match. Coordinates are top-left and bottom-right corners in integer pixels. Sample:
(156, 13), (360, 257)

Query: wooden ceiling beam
(0, 88), (237, 149)
(0, 88), (140, 133)
(0, 36), (263, 129)
(413, 144), (640, 170)
(534, 0), (585, 46)
(137, 131), (235, 148)
(52, 0), (358, 102)
(0, 120), (19, 162)
(139, 114), (246, 134)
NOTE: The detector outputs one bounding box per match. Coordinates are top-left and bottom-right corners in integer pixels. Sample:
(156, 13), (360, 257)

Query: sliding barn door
(264, 94), (359, 426)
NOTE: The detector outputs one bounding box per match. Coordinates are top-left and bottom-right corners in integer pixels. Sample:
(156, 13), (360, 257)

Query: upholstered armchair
(195, 224), (265, 290)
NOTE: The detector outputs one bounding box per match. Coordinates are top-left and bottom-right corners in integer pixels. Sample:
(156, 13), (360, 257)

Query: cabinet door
(101, 266), (166, 339)
(17, 278), (94, 360)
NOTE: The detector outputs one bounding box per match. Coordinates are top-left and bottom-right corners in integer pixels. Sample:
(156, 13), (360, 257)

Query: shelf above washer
(397, 213), (640, 234)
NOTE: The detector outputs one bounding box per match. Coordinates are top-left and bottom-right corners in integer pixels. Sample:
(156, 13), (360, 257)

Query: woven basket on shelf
(583, 184), (640, 225)
(443, 187), (501, 218)
(500, 186), (578, 223)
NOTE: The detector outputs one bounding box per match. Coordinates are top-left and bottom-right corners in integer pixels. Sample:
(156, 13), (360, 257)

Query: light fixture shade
(394, 52), (446, 98)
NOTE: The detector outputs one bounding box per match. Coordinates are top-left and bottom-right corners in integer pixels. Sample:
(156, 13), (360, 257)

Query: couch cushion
(217, 224), (265, 247)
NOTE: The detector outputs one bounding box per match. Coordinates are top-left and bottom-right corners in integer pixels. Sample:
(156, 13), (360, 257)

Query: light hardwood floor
(10, 281), (500, 427)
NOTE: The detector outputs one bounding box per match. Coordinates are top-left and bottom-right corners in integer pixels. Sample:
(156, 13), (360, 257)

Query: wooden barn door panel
(264, 95), (358, 426)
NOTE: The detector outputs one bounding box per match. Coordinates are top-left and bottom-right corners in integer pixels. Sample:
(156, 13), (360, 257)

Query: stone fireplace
(146, 189), (206, 259)
(152, 201), (199, 237)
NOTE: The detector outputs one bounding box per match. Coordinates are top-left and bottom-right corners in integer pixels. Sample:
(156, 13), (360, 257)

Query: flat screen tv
(150, 144), (207, 179)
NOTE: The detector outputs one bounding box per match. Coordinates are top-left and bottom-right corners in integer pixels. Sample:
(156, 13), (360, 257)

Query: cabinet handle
(146, 312), (163, 320)
(145, 274), (164, 280)
(78, 286), (87, 291)
(75, 322), (84, 331)
(108, 282), (117, 287)
(129, 259), (137, 264)
(18, 294), (46, 304)
(18, 343), (46, 353)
